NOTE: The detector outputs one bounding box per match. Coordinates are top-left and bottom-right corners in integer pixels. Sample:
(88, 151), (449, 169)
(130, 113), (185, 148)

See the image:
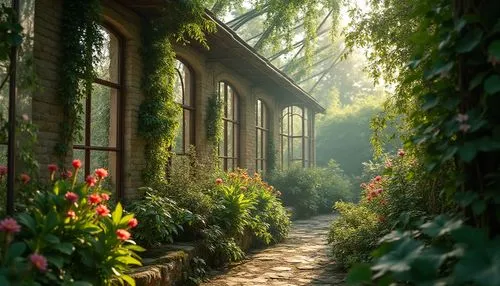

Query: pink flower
(0, 218), (21, 233)
(48, 164), (58, 173)
(72, 159), (82, 169)
(64, 192), (79, 203)
(95, 205), (110, 217)
(128, 218), (138, 228)
(116, 229), (131, 241)
(456, 113), (469, 123)
(385, 159), (393, 168)
(29, 253), (48, 272)
(376, 188), (384, 195)
(398, 149), (405, 157)
(459, 123), (471, 133)
(88, 194), (102, 204)
(67, 210), (76, 219)
(95, 168), (108, 179)
(86, 175), (96, 187)
(0, 166), (6, 176)
(215, 178), (223, 185)
(22, 114), (29, 121)
(20, 173), (30, 184)
(101, 193), (110, 201)
(375, 176), (382, 182)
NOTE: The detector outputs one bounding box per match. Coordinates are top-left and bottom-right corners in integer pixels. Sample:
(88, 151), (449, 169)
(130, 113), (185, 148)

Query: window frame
(255, 99), (269, 173)
(218, 81), (239, 171)
(280, 105), (311, 169)
(173, 58), (196, 155)
(72, 23), (125, 199)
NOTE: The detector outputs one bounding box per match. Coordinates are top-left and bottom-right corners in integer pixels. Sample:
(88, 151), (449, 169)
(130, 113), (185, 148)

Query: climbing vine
(56, 0), (102, 162)
(138, 1), (216, 187)
(206, 92), (224, 144)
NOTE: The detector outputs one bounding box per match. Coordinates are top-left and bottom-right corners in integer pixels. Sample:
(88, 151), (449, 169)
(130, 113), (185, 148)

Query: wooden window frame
(218, 81), (239, 171)
(280, 105), (310, 169)
(73, 24), (125, 199)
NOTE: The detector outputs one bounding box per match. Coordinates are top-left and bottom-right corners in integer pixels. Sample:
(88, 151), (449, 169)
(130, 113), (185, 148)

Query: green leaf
(44, 234), (60, 244)
(73, 282), (93, 286)
(455, 192), (478, 207)
(46, 255), (64, 269)
(17, 213), (36, 233)
(53, 242), (74, 255)
(113, 203), (123, 225)
(121, 274), (136, 286)
(451, 225), (488, 247)
(456, 29), (483, 53)
(422, 94), (439, 111)
(472, 200), (487, 215)
(488, 41), (500, 59)
(459, 142), (477, 162)
(6, 242), (26, 261)
(420, 215), (462, 238)
(116, 256), (142, 266)
(484, 75), (500, 95)
(371, 237), (423, 279)
(347, 264), (372, 285)
(469, 72), (488, 91)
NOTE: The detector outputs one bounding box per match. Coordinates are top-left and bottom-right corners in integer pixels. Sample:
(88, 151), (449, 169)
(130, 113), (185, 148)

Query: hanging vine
(138, 1), (216, 187)
(206, 92), (224, 144)
(55, 0), (103, 162)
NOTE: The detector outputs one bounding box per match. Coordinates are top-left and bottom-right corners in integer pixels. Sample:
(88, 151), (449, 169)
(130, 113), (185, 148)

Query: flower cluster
(361, 175), (385, 202)
(220, 168), (281, 196)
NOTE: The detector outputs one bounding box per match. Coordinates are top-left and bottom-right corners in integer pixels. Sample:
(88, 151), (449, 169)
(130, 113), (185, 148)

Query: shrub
(200, 225), (245, 266)
(1, 161), (143, 285)
(328, 201), (382, 268)
(127, 188), (194, 247)
(268, 164), (353, 218)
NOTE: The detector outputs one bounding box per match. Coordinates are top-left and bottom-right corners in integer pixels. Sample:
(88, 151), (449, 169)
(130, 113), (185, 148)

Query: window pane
(91, 83), (118, 147)
(174, 68), (184, 104)
(292, 138), (303, 160)
(90, 150), (117, 190)
(173, 109), (184, 154)
(0, 144), (7, 166)
(227, 123), (234, 157)
(227, 89), (233, 120)
(256, 130), (261, 158)
(95, 27), (119, 83)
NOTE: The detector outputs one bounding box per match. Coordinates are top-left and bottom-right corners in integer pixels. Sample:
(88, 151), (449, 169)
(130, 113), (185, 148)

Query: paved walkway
(203, 215), (346, 286)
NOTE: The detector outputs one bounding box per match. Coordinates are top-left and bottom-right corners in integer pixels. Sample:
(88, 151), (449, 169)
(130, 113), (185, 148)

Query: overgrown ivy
(56, 0), (102, 163)
(347, 0), (500, 285)
(138, 1), (216, 187)
(206, 92), (224, 144)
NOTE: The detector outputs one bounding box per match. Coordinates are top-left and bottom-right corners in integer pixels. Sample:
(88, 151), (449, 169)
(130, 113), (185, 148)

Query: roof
(114, 0), (325, 112)
(203, 11), (325, 113)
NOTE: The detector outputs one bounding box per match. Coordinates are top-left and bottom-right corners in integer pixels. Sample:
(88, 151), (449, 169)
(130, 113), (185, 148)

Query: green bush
(127, 188), (194, 247)
(268, 164), (353, 218)
(1, 161), (143, 285)
(328, 201), (382, 268)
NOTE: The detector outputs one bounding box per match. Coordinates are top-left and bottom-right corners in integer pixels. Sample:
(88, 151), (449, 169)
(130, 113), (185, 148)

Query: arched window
(280, 106), (310, 169)
(218, 82), (239, 171)
(255, 99), (268, 173)
(73, 26), (122, 195)
(173, 59), (195, 154)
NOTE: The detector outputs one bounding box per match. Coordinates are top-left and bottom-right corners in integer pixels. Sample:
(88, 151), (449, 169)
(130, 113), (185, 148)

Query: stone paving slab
(202, 215), (346, 286)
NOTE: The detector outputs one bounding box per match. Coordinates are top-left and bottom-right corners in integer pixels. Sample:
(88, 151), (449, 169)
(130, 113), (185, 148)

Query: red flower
(128, 218), (138, 228)
(67, 210), (76, 219)
(378, 216), (386, 223)
(398, 149), (405, 157)
(0, 218), (21, 233)
(95, 168), (108, 179)
(86, 175), (96, 187)
(101, 193), (110, 201)
(29, 253), (48, 272)
(20, 173), (30, 184)
(48, 164), (58, 173)
(0, 166), (6, 176)
(116, 229), (131, 241)
(375, 175), (382, 182)
(65, 192), (79, 203)
(72, 159), (82, 169)
(376, 188), (384, 195)
(88, 194), (102, 204)
(96, 205), (110, 216)
(61, 170), (72, 179)
(215, 178), (223, 185)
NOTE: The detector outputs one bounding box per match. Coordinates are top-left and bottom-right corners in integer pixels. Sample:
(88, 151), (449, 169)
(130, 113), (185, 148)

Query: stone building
(23, 0), (324, 198)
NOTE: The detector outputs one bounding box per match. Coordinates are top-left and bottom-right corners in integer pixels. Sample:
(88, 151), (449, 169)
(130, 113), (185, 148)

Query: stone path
(202, 215), (346, 286)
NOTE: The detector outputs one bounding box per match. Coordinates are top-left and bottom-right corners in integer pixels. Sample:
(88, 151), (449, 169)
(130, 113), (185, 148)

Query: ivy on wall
(56, 0), (102, 163)
(206, 92), (223, 144)
(138, 1), (216, 187)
